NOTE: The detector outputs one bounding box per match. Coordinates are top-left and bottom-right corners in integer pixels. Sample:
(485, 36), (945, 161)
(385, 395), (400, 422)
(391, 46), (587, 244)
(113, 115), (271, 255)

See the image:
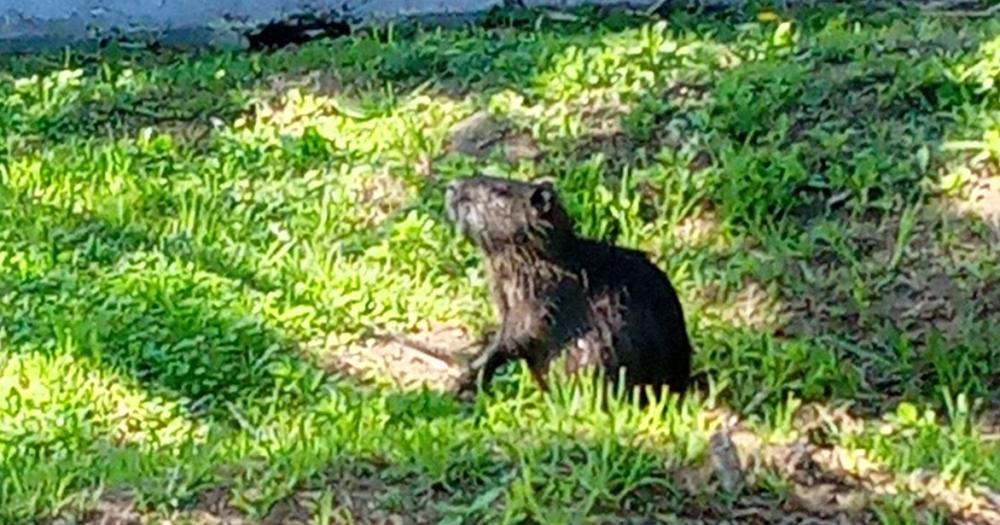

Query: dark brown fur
(445, 175), (693, 403)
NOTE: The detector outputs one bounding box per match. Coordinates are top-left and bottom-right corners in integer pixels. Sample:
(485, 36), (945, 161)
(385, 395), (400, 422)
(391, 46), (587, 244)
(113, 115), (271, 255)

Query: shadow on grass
(509, 4), (1000, 417)
(0, 5), (658, 158)
(0, 188), (476, 524)
(0, 190), (323, 420)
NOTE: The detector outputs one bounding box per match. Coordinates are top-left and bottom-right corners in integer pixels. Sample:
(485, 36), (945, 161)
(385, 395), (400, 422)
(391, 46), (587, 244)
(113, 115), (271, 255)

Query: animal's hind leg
(528, 365), (550, 392)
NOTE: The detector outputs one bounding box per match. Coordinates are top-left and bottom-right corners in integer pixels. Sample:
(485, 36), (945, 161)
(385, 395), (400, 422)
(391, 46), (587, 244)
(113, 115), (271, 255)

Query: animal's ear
(534, 176), (557, 189)
(530, 183), (555, 214)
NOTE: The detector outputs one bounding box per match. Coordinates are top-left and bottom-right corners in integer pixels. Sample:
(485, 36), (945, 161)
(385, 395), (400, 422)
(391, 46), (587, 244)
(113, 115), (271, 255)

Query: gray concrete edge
(0, 1), (673, 54)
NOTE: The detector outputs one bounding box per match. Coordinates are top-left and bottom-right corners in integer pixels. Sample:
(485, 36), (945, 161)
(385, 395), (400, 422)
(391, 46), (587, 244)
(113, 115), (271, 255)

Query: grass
(1, 2), (1000, 523)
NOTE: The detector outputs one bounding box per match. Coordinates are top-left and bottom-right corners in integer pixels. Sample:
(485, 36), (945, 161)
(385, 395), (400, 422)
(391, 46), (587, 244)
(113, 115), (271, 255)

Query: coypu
(445, 175), (693, 403)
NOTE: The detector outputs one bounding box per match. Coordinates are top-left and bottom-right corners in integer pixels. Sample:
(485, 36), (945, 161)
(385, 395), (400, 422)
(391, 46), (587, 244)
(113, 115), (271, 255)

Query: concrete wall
(0, 0), (666, 52)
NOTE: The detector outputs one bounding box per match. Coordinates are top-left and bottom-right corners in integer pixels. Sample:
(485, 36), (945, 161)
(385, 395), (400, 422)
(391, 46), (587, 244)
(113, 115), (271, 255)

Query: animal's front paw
(454, 368), (491, 402)
(454, 370), (479, 397)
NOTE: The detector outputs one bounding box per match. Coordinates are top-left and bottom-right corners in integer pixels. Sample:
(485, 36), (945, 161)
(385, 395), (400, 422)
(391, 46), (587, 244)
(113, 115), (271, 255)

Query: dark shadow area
(0, 189), (326, 422)
(245, 11), (353, 52)
(326, 1), (1000, 424)
(0, 188), (479, 525)
(574, 21), (1000, 419)
(42, 406), (988, 525)
(0, 5), (661, 154)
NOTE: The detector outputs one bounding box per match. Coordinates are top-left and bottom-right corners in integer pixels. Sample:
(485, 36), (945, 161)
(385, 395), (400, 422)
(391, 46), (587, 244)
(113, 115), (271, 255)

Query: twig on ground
(371, 333), (460, 367)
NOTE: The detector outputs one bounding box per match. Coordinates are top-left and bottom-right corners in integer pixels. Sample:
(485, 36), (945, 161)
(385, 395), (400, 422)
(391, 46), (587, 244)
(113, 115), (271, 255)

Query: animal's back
(561, 240), (692, 396)
(617, 250), (692, 395)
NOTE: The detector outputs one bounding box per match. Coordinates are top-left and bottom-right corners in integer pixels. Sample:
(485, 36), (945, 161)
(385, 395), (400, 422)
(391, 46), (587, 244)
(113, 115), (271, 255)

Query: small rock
(447, 110), (507, 159)
(709, 428), (745, 492)
(502, 133), (541, 163)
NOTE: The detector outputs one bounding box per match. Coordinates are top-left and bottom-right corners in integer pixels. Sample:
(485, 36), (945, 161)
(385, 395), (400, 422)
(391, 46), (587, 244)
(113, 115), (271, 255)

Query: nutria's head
(445, 176), (573, 254)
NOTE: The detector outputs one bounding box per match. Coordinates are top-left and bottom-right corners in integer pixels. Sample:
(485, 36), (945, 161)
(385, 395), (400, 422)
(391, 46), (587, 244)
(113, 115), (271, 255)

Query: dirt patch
(699, 404), (1000, 525)
(868, 269), (961, 340)
(576, 130), (640, 177)
(66, 473), (448, 525)
(349, 168), (415, 228)
(979, 404), (1000, 442)
(316, 324), (479, 392)
(238, 474), (443, 525)
(697, 278), (784, 331)
(572, 103), (714, 183)
(779, 201), (996, 345)
(445, 110), (541, 164)
(309, 473), (446, 525)
(946, 158), (1000, 238)
(261, 70), (344, 103)
(71, 493), (142, 525)
(52, 405), (1000, 525)
(769, 199), (1000, 408)
(184, 487), (257, 525)
(673, 203), (723, 247)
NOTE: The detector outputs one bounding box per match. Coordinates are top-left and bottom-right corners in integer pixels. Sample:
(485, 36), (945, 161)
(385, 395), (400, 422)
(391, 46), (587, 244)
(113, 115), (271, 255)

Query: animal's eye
(493, 187), (511, 198)
(530, 186), (553, 212)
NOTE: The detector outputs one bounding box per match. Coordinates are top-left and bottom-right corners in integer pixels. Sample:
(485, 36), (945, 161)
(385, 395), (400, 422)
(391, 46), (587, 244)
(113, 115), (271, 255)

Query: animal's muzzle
(444, 180), (465, 223)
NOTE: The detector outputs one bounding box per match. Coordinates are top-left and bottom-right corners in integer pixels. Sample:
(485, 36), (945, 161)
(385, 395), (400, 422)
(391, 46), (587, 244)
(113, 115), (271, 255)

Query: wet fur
(445, 175), (693, 403)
